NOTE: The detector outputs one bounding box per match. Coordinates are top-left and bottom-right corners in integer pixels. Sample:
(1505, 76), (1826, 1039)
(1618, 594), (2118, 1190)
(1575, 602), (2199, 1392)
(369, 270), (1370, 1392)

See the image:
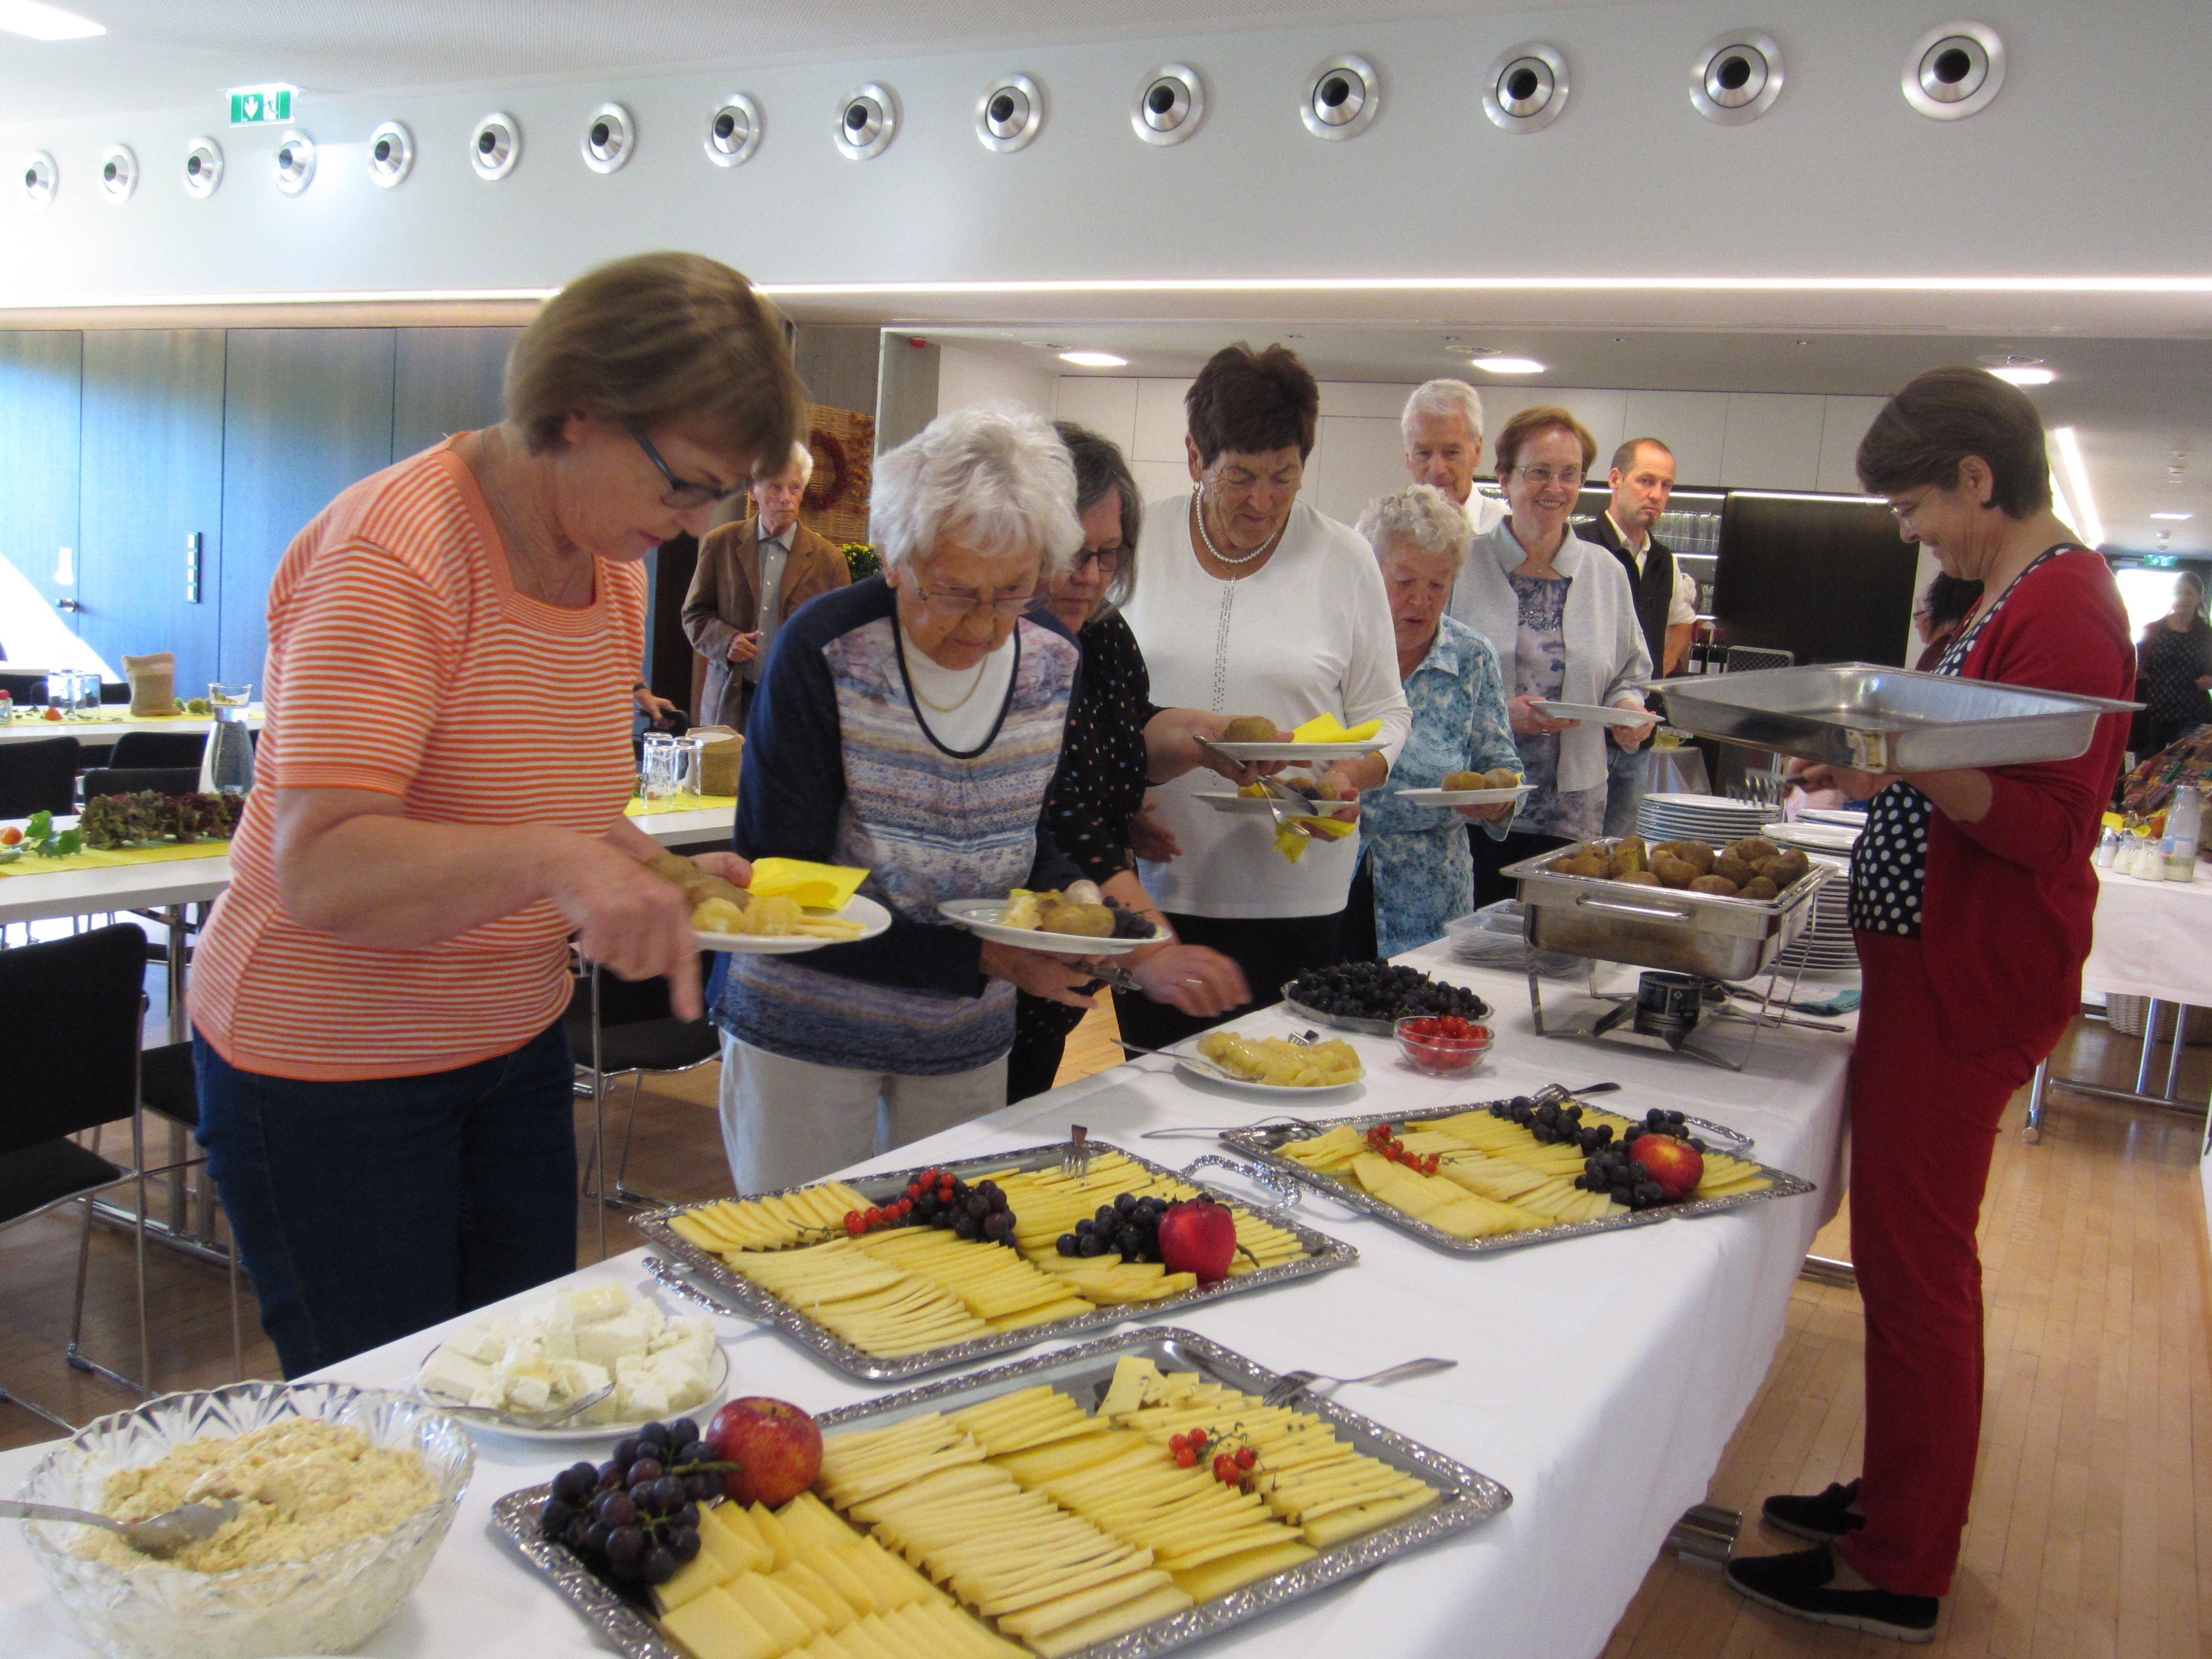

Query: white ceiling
(0, 0), (1631, 124)
(929, 324), (2212, 555)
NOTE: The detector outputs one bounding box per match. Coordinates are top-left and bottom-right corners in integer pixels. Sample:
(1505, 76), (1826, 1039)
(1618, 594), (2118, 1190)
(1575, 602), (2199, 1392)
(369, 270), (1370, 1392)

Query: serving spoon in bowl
(2, 1495), (241, 1561)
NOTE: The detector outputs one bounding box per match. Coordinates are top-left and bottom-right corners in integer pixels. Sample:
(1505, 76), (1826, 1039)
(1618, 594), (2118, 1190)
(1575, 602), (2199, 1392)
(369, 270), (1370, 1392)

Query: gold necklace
(1192, 493), (1286, 570)
(900, 620), (992, 713)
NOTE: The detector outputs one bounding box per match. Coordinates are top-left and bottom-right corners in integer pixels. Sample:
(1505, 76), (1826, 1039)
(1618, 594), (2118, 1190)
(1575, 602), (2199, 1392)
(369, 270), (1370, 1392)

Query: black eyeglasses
(631, 428), (744, 510)
(1074, 547), (1124, 573)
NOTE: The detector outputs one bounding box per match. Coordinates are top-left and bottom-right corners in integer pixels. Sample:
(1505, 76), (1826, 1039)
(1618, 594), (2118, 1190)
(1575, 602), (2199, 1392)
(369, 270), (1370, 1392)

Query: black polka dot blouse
(1043, 609), (1162, 884)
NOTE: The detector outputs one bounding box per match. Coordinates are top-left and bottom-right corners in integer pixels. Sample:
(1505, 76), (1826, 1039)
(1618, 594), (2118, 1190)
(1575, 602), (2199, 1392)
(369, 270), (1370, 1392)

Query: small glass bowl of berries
(1394, 1013), (1493, 1076)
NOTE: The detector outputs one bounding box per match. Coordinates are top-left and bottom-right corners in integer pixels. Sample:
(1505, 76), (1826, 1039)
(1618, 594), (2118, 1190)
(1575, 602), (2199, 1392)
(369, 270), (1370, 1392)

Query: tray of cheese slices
(492, 1326), (1507, 1659)
(1220, 1098), (1815, 1257)
(635, 1146), (1357, 1382)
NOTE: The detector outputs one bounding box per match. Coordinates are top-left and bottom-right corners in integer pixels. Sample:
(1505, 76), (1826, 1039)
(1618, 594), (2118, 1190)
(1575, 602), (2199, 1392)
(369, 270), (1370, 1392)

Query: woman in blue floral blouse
(1343, 486), (1523, 958)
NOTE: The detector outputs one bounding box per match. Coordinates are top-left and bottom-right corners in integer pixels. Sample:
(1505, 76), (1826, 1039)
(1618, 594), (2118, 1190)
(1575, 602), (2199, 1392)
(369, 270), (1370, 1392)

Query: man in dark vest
(1579, 437), (1694, 836)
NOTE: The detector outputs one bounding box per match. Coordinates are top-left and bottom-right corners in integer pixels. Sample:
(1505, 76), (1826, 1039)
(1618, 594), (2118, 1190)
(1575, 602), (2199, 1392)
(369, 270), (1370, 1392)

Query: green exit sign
(228, 86), (295, 126)
(2145, 554), (2178, 567)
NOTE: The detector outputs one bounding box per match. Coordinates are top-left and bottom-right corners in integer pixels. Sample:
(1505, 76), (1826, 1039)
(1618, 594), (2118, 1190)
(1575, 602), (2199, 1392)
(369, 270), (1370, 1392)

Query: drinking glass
(50, 670), (100, 718)
(676, 734), (708, 798)
(640, 733), (681, 807)
(205, 684), (255, 794)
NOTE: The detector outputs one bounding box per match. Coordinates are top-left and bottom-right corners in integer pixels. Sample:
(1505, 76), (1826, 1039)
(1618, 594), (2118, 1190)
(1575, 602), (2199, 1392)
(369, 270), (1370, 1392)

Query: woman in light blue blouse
(1343, 486), (1523, 959)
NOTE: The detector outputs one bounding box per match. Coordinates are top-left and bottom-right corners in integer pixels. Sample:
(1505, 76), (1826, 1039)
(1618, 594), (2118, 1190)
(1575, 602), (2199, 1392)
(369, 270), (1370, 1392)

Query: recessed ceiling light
(1473, 357), (1544, 375)
(1987, 364), (2056, 385)
(2151, 511), (2193, 521)
(1058, 351), (1127, 368)
(0, 0), (103, 38)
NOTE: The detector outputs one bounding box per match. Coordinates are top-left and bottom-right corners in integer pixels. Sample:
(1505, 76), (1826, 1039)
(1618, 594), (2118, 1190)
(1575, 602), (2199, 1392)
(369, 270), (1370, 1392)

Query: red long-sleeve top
(1919, 547), (2135, 1056)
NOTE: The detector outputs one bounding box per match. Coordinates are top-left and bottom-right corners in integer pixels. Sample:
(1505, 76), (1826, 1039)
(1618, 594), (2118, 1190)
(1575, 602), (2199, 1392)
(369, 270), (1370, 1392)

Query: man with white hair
(1401, 379), (1509, 539)
(682, 438), (848, 730)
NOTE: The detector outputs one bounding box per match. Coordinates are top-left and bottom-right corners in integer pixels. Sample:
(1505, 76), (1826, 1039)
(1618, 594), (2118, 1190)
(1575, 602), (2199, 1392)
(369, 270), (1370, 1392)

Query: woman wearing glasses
(1004, 422), (1256, 1102)
(714, 402), (1119, 1186)
(1446, 405), (1655, 906)
(1118, 344), (1412, 1047)
(188, 253), (795, 1374)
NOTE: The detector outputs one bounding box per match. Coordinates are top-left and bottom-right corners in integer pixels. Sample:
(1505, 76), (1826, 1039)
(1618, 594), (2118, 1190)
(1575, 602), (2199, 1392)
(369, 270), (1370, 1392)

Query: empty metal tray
(1651, 662), (2137, 772)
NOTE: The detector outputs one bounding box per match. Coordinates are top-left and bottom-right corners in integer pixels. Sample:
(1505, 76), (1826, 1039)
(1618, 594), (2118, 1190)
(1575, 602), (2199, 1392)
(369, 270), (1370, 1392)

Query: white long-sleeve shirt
(1121, 494), (1413, 919)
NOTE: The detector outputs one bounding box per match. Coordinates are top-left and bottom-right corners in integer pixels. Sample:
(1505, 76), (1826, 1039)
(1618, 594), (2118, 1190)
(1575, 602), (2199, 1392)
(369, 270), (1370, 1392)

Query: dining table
(0, 940), (1856, 1659)
(0, 707), (268, 748)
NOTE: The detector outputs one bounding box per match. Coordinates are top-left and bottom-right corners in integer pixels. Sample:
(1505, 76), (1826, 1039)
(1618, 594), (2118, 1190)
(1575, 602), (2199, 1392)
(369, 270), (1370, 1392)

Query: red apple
(1157, 1197), (1238, 1284)
(705, 1397), (822, 1506)
(1632, 1133), (1704, 1202)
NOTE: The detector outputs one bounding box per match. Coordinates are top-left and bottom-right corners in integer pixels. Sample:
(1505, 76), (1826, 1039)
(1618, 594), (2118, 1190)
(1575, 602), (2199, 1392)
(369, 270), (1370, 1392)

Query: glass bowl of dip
(19, 1380), (474, 1659)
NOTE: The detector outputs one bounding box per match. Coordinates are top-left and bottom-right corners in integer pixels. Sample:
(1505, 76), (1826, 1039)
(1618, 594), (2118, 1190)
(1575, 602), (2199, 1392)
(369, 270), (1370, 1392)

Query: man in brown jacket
(682, 440), (849, 731)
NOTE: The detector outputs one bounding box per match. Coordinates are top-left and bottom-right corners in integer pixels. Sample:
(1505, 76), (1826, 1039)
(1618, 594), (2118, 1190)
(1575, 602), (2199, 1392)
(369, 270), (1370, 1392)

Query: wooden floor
(6, 1004), (2210, 1658)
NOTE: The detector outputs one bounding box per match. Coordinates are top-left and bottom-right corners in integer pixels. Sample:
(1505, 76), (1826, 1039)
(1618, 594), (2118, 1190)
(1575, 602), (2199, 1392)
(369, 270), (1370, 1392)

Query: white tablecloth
(0, 945), (1854, 1659)
(2084, 863), (2212, 1006)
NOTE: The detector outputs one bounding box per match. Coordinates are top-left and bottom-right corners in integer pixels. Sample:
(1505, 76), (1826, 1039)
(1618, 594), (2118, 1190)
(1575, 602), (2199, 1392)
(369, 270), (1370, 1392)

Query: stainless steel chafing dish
(1501, 839), (1827, 979)
(1648, 661), (2138, 773)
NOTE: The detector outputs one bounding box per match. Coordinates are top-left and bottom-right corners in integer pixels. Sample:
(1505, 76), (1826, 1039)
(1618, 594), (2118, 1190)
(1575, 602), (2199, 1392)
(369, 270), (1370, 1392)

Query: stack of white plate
(1776, 853), (1859, 975)
(1636, 792), (1773, 847)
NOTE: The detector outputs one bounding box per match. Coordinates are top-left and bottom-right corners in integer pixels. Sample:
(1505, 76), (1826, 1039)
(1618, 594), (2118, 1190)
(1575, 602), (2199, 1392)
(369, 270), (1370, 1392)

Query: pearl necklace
(1192, 493), (1285, 570)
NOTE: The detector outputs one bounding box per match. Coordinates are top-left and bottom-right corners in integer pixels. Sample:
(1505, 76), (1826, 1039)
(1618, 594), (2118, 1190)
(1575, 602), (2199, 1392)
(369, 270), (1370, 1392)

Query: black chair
(569, 959), (718, 1261)
(110, 731), (208, 770)
(99, 681), (130, 706)
(0, 734), (80, 818)
(0, 925), (150, 1431)
(0, 670), (47, 704)
(83, 766), (202, 801)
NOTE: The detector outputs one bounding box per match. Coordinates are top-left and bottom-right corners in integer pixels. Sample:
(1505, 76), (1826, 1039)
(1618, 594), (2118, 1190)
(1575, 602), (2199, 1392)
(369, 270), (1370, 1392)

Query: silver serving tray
(633, 1143), (1358, 1383)
(489, 1326), (1509, 1659)
(1220, 1105), (1815, 1258)
(1280, 984), (1495, 1037)
(1503, 840), (1828, 980)
(1650, 661), (2138, 773)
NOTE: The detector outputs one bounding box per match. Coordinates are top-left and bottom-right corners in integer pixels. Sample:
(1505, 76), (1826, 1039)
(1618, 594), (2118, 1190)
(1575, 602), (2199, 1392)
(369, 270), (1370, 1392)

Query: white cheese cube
(615, 1363), (671, 1422)
(442, 1322), (505, 1365)
(468, 1380), (506, 1410)
(419, 1344), (493, 1403)
(575, 1311), (652, 1368)
(505, 1372), (552, 1412)
(559, 1284), (632, 1324)
(635, 1299), (666, 1342)
(548, 1358), (610, 1402)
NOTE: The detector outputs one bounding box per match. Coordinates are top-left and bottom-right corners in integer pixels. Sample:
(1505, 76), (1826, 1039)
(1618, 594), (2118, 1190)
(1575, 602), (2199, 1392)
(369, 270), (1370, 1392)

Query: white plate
(1196, 791), (1354, 819)
(1198, 739), (1385, 763)
(1171, 1039), (1366, 1098)
(1394, 784), (1536, 807)
(937, 898), (1166, 956)
(415, 1342), (732, 1443)
(1761, 820), (1861, 853)
(1530, 701), (1657, 728)
(1802, 807), (1869, 827)
(694, 892), (893, 954)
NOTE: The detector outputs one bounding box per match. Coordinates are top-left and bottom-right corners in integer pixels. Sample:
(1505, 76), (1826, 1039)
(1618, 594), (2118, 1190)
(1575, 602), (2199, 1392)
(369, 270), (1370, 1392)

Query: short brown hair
(1856, 366), (2052, 518)
(1610, 436), (1672, 475)
(1055, 420), (1143, 608)
(505, 251), (804, 469)
(1494, 406), (1597, 478)
(1185, 343), (1319, 466)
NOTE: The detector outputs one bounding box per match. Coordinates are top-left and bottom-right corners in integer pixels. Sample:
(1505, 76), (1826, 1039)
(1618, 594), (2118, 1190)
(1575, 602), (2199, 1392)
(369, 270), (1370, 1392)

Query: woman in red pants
(1726, 368), (2135, 1641)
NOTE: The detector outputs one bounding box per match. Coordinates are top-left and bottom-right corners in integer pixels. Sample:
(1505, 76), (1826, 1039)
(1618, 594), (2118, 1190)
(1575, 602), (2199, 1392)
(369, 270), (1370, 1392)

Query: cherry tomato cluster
(1167, 1426), (1259, 1488)
(1364, 1121), (1441, 1176)
(1398, 1014), (1488, 1044)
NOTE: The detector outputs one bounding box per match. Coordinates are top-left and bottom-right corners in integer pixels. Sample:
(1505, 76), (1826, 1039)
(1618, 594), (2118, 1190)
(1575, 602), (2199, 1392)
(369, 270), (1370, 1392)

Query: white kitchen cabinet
(1720, 394), (1827, 491)
(1815, 396), (1888, 495)
(1053, 377), (1138, 454)
(1620, 390), (1729, 487)
(1131, 378), (1194, 463)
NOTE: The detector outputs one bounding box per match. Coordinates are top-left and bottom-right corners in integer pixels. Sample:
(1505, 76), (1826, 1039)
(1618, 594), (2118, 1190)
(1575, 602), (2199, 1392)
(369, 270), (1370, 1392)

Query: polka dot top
(1850, 547), (2065, 938)
(1042, 608), (1162, 883)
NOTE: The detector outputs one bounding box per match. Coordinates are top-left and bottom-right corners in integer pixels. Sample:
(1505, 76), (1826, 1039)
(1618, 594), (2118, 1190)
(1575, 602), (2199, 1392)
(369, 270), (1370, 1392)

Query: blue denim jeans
(194, 1020), (577, 1377)
(1601, 736), (1651, 839)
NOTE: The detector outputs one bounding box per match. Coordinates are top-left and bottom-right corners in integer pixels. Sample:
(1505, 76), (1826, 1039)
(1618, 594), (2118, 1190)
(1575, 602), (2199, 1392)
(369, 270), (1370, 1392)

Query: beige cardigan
(681, 518), (848, 730)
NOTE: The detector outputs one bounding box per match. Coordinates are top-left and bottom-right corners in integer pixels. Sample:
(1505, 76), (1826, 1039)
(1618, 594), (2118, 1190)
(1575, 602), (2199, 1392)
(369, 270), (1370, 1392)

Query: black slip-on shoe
(1726, 1544), (1939, 1644)
(1760, 1478), (1865, 1543)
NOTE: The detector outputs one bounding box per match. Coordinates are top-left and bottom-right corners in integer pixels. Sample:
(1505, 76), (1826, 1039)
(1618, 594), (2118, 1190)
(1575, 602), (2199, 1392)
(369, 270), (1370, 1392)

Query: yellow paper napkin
(746, 858), (870, 910)
(1271, 816), (1358, 863)
(1291, 714), (1383, 745)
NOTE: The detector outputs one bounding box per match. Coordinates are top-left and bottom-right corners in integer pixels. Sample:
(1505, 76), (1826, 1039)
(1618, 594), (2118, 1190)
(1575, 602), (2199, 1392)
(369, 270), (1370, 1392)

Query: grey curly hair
(1356, 483), (1474, 571)
(872, 401), (1083, 578)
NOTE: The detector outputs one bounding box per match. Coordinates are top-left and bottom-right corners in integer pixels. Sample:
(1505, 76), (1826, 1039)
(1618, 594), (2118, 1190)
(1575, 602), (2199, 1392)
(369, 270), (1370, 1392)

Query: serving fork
(1259, 1357), (1458, 1408)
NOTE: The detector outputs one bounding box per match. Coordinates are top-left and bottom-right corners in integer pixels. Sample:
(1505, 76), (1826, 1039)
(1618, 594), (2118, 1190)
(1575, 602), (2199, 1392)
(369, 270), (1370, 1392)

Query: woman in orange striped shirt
(189, 254), (803, 1375)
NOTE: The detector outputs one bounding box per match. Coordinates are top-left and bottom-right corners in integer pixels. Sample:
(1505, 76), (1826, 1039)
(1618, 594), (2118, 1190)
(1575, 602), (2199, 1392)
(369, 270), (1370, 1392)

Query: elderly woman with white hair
(713, 402), (1101, 1190)
(1342, 485), (1524, 959)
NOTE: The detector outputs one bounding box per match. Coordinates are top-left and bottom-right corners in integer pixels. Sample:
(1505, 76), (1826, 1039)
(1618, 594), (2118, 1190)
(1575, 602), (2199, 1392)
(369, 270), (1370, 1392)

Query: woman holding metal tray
(1725, 368), (2135, 1641)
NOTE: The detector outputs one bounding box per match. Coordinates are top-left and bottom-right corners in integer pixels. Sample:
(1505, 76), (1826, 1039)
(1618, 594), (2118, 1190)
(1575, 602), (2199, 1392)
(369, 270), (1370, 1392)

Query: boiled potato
(1740, 876), (1780, 901)
(1483, 768), (1524, 790)
(1714, 855), (1759, 889)
(1689, 874), (1741, 896)
(1656, 840), (1715, 874)
(1556, 854), (1610, 879)
(1222, 716), (1279, 742)
(1726, 837), (1780, 865)
(1616, 870), (1662, 886)
(1039, 898), (1115, 937)
(1442, 770), (1485, 791)
(1651, 855), (1699, 889)
(1610, 837), (1647, 877)
(1766, 848), (1812, 885)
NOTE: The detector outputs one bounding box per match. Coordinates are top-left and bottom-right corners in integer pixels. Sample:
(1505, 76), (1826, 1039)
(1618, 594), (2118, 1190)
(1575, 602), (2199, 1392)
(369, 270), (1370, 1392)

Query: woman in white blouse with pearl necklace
(1118, 343), (1413, 1051)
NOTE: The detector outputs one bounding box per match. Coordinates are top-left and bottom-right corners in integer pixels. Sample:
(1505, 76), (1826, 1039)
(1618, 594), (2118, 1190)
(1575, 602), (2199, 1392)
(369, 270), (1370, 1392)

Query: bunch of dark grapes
(909, 1171), (1018, 1246)
(1562, 1107), (1708, 1212)
(537, 1416), (724, 1592)
(1055, 1191), (1167, 1262)
(1287, 962), (1490, 1023)
(1104, 902), (1157, 941)
(1487, 1094), (1615, 1152)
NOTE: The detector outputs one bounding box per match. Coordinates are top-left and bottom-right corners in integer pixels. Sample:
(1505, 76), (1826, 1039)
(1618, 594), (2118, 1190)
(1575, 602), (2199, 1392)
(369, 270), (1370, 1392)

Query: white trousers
(716, 1034), (1008, 1194)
